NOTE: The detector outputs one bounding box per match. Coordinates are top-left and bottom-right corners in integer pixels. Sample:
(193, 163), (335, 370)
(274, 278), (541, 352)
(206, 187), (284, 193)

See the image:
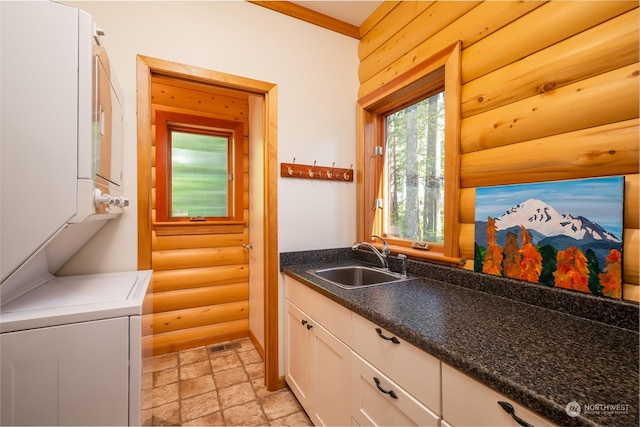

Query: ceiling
(290, 1), (383, 26)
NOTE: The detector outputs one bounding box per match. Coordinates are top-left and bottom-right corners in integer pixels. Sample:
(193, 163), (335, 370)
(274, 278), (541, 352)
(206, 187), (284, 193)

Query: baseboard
(248, 329), (265, 360)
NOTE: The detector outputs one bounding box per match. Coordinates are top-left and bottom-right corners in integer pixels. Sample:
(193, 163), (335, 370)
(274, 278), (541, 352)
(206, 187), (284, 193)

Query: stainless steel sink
(307, 265), (410, 289)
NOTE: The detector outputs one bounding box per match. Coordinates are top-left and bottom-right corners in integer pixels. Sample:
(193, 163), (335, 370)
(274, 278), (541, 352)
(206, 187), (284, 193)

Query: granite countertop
(280, 248), (639, 427)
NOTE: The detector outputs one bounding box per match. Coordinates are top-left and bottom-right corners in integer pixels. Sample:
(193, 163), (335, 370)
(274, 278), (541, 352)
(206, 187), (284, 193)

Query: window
(357, 42), (461, 260)
(155, 111), (244, 223)
(170, 130), (230, 218)
(384, 92), (445, 243)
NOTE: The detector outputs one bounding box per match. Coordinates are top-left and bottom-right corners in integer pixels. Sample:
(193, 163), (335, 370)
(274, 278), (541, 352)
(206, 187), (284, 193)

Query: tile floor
(141, 338), (313, 426)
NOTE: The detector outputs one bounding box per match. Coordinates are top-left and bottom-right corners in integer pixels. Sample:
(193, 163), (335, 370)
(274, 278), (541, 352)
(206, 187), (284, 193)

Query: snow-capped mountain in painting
(494, 198), (621, 243)
(475, 198), (622, 269)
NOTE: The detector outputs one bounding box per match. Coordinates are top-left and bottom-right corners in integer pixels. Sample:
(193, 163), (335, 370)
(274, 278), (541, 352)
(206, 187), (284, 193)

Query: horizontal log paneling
(461, 9), (639, 118)
(152, 75), (251, 99)
(358, 1), (432, 61)
(360, 1), (473, 78)
(151, 104), (249, 131)
(152, 283), (249, 313)
(623, 283), (640, 303)
(459, 188), (475, 225)
(143, 319), (249, 355)
(144, 301), (249, 335)
(152, 246), (248, 271)
(625, 174), (639, 230)
(461, 64), (639, 153)
(460, 1), (636, 83)
(360, 1), (639, 301)
(624, 229), (639, 285)
(153, 229), (248, 250)
(359, 0), (399, 39)
(358, 1), (546, 98)
(152, 265), (248, 292)
(152, 83), (248, 118)
(460, 120), (639, 188)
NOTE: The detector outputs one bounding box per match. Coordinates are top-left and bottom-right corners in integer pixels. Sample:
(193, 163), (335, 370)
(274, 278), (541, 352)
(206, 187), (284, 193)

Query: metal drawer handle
(373, 377), (398, 399)
(301, 319), (313, 330)
(497, 401), (534, 427)
(375, 328), (400, 344)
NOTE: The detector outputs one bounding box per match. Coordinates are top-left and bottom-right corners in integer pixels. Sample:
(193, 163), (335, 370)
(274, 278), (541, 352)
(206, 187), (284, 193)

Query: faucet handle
(371, 234), (390, 257)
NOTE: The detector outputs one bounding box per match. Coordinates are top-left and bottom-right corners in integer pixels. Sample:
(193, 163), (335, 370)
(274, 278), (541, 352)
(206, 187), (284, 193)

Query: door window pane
(171, 131), (229, 218)
(384, 92), (445, 243)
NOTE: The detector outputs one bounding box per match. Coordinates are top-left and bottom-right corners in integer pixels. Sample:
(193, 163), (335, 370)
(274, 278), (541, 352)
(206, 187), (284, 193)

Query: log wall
(359, 1), (639, 302)
(142, 76), (251, 354)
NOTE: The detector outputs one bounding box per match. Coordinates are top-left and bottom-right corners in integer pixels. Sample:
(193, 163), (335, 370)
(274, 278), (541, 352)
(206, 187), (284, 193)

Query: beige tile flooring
(141, 338), (313, 426)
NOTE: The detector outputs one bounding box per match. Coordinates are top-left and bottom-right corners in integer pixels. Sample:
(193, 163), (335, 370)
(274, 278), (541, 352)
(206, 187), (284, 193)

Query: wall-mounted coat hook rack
(281, 159), (353, 182)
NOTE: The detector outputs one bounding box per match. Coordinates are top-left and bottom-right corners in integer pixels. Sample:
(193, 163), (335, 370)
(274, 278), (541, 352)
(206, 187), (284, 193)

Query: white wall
(59, 0), (359, 275)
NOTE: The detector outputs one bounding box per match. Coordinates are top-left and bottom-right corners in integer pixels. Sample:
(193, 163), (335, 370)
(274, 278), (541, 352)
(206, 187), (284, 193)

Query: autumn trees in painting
(475, 218), (622, 299)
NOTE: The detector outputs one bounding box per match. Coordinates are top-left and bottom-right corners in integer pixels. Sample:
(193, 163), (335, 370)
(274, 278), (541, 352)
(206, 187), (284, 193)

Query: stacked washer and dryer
(0, 2), (151, 425)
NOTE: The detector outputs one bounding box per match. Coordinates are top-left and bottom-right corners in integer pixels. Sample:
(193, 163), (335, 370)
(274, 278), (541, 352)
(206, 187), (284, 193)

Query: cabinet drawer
(285, 277), (351, 345)
(442, 363), (556, 426)
(351, 352), (439, 427)
(351, 313), (440, 414)
(285, 276), (314, 313)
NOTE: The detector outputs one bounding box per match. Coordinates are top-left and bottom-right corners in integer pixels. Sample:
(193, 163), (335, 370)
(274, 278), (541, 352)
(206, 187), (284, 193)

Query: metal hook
(309, 160), (316, 178)
(344, 164), (353, 181)
(287, 157), (296, 176)
(327, 162), (335, 179)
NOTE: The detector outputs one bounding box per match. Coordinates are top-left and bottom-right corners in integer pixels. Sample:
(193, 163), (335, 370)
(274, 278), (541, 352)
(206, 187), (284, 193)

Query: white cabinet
(285, 276), (553, 427)
(1, 318), (130, 426)
(285, 277), (351, 426)
(351, 353), (440, 426)
(442, 363), (556, 427)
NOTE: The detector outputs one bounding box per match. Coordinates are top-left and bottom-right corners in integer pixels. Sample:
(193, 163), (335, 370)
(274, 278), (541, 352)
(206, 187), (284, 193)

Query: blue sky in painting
(475, 176), (624, 238)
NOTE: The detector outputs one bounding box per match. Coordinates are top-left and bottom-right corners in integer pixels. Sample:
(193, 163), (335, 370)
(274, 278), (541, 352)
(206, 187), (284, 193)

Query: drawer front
(351, 313), (440, 414)
(307, 288), (351, 346)
(351, 352), (440, 427)
(285, 276), (313, 313)
(442, 363), (556, 427)
(285, 277), (351, 345)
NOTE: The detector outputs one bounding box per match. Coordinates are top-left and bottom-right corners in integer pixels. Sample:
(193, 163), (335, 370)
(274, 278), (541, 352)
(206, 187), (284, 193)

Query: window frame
(155, 110), (244, 223)
(356, 42), (462, 263)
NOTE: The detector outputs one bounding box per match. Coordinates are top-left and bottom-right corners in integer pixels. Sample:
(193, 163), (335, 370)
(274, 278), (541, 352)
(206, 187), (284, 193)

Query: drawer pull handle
(497, 401), (534, 427)
(301, 319), (313, 329)
(375, 328), (400, 344)
(374, 377), (398, 399)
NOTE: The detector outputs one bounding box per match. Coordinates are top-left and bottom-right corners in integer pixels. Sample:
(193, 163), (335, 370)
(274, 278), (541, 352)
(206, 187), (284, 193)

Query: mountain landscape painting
(474, 176), (624, 299)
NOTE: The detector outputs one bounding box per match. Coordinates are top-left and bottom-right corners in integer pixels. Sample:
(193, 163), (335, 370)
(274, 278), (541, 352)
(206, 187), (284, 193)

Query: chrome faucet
(351, 235), (390, 269)
(371, 234), (390, 258)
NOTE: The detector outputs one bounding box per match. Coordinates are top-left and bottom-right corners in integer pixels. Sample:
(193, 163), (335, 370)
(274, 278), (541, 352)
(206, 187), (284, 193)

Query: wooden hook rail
(280, 159), (353, 182)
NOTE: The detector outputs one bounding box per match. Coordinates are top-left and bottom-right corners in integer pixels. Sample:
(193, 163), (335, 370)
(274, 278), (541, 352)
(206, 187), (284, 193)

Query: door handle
(242, 243), (253, 250)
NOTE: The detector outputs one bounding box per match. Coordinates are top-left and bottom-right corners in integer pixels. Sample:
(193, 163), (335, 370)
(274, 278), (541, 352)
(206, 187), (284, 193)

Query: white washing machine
(0, 270), (151, 426)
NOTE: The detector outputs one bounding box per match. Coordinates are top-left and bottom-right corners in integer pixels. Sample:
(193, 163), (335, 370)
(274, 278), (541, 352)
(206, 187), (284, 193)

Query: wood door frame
(136, 55), (280, 391)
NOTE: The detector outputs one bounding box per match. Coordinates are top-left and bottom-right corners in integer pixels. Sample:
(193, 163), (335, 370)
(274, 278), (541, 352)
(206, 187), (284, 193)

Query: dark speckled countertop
(280, 248), (639, 427)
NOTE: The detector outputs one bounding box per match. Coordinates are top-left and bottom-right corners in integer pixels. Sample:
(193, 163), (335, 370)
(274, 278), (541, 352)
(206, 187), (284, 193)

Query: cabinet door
(1, 317), (130, 426)
(352, 353), (440, 427)
(285, 301), (315, 411)
(313, 322), (351, 426)
(442, 364), (556, 426)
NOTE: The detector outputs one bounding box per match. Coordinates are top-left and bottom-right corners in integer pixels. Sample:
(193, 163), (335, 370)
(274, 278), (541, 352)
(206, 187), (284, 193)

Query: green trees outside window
(384, 91), (445, 243)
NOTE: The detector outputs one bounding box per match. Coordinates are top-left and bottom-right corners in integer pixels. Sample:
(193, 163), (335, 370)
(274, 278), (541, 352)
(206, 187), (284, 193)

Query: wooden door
(143, 75), (252, 355)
